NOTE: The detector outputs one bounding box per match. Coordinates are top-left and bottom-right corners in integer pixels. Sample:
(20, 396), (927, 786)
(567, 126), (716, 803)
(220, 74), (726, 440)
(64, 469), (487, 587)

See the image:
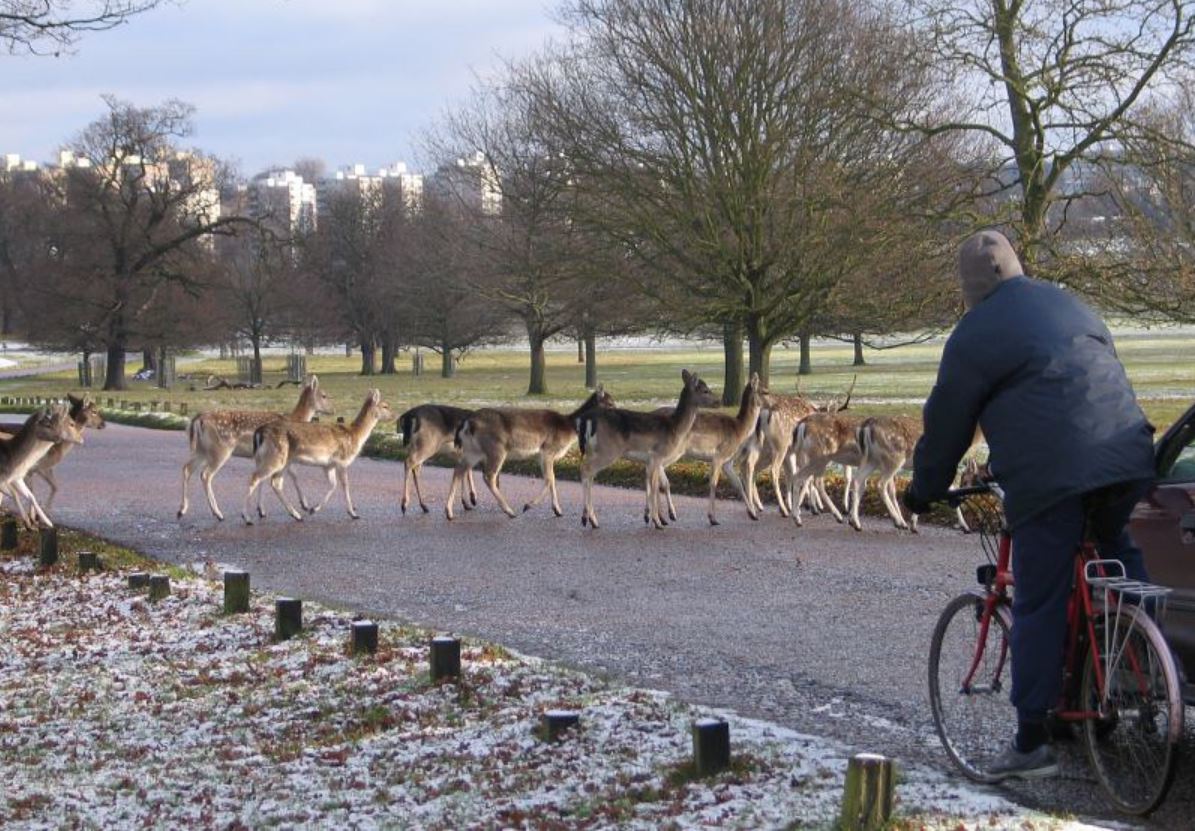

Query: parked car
(1131, 402), (1195, 703)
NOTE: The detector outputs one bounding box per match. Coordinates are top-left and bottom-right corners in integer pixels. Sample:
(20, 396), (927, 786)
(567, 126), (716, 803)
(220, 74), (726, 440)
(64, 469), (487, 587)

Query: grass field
(1, 329), (1192, 430)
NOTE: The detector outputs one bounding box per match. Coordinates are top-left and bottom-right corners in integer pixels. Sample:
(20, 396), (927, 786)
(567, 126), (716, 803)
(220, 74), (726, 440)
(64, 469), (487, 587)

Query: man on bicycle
(903, 230), (1156, 780)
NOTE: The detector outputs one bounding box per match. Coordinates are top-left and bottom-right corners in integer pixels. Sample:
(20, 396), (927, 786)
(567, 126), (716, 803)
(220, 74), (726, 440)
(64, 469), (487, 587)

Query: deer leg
(707, 460), (724, 526)
(841, 466), (855, 515)
(878, 475), (909, 530)
(816, 476), (845, 523)
(310, 467), (339, 514)
(741, 447), (762, 514)
(546, 457), (564, 517)
(3, 484), (33, 530)
(178, 452), (201, 518)
(339, 467), (359, 519)
(522, 454), (554, 513)
(721, 460), (755, 521)
(201, 445), (235, 522)
(34, 468), (58, 512)
(648, 471), (673, 525)
(12, 480), (49, 528)
(647, 463), (669, 529)
(411, 464), (432, 513)
(270, 472), (305, 521)
(770, 457), (791, 517)
(483, 452), (516, 517)
(464, 468), (478, 509)
(849, 462), (874, 531)
(444, 463), (464, 520)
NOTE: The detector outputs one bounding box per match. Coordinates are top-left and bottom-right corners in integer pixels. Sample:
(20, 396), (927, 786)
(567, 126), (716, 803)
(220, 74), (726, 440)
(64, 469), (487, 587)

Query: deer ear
(370, 389), (381, 404)
(682, 369), (692, 383)
(68, 393), (82, 405)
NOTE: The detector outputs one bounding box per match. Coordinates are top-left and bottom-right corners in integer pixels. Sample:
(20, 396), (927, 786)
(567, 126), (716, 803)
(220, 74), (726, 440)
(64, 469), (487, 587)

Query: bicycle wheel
(929, 592), (1016, 782)
(1081, 604), (1183, 815)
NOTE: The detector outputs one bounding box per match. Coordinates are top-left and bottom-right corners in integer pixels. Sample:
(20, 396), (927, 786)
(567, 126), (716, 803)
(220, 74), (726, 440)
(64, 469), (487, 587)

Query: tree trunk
(441, 346), (455, 378)
(852, 332), (866, 366)
(379, 336), (397, 375)
(527, 329), (548, 395)
(251, 337), (263, 384)
(141, 349), (157, 373)
(584, 328), (597, 389)
(219, 342), (228, 360)
(798, 331), (812, 375)
(1, 299), (12, 336)
(577, 337), (584, 363)
(304, 338), (315, 356)
(359, 337), (376, 376)
(746, 316), (773, 389)
(103, 342), (127, 390)
(722, 320), (744, 406)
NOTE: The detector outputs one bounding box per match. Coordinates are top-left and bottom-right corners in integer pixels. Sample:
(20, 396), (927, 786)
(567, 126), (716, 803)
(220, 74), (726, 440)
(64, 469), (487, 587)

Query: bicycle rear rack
(1084, 559), (1172, 707)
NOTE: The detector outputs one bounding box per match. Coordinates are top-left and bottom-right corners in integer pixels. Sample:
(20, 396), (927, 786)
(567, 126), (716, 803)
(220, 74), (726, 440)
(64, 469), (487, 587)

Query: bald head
(958, 230), (1023, 310)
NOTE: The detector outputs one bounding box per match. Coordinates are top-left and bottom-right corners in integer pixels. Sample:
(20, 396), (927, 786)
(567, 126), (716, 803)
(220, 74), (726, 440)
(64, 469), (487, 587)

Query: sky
(0, 0), (563, 177)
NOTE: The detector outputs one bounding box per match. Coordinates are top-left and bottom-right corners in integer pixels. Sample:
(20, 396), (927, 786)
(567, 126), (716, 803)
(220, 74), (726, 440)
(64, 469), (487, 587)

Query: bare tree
(432, 81), (589, 396)
(28, 96), (251, 389)
(2, 0), (161, 55)
(884, 0), (1195, 267)
(522, 0), (949, 387)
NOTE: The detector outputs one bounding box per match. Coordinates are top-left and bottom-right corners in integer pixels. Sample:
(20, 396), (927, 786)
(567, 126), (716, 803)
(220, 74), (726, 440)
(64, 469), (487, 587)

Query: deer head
(34, 405), (84, 446)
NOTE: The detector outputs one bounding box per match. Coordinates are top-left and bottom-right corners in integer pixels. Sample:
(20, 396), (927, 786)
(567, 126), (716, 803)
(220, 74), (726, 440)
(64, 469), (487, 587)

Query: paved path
(43, 423), (1194, 827)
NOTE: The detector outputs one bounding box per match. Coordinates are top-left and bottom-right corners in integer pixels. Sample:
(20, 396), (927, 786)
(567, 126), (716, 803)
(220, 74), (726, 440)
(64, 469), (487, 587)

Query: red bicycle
(928, 482), (1183, 815)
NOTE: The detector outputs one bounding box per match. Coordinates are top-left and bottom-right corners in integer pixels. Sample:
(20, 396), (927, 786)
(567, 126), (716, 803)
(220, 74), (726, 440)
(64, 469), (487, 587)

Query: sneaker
(987, 742), (1059, 781)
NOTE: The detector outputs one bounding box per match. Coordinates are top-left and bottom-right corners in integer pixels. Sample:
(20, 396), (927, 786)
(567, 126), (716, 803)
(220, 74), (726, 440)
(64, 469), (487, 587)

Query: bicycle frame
(962, 530), (1153, 722)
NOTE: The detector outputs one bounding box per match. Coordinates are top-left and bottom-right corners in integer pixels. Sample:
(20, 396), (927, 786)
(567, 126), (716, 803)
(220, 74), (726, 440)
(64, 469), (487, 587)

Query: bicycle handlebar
(943, 481), (1003, 506)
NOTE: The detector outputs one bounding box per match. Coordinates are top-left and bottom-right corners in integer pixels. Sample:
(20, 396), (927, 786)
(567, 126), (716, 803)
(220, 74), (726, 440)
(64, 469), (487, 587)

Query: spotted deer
(847, 417), (983, 533)
(575, 369), (709, 529)
(741, 376), (854, 517)
(0, 406), (85, 529)
(0, 394), (105, 511)
(243, 389), (394, 524)
(178, 375), (334, 521)
(397, 404), (478, 514)
(787, 411), (861, 527)
(445, 387), (616, 520)
(651, 373), (763, 525)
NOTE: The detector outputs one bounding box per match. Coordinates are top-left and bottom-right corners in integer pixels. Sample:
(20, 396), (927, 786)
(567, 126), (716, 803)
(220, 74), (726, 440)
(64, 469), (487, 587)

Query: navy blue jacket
(910, 276), (1155, 529)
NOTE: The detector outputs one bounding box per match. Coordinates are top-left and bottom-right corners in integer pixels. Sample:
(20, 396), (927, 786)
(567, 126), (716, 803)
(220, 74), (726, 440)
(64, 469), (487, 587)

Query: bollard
(351, 620), (379, 655)
(1, 518), (18, 550)
(38, 527), (58, 567)
(541, 710), (580, 741)
(179, 403), (188, 416)
(223, 570), (250, 614)
(429, 636), (461, 682)
(148, 575), (170, 602)
(275, 598), (302, 640)
(692, 718), (730, 777)
(839, 753), (895, 831)
(128, 572), (150, 589)
(77, 551), (100, 572)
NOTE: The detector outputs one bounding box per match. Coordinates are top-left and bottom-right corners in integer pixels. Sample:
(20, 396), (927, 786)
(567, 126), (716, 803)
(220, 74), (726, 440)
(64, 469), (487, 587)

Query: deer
(847, 416), (983, 533)
(575, 369), (709, 529)
(648, 373), (763, 525)
(444, 386), (616, 521)
(0, 394), (105, 511)
(397, 404), (478, 515)
(787, 411), (861, 527)
(0, 405), (85, 530)
(178, 375), (334, 521)
(242, 388), (394, 524)
(741, 376), (855, 518)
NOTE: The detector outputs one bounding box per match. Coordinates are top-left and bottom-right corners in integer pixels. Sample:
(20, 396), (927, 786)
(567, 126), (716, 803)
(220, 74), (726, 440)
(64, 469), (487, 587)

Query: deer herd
(0, 371), (984, 534)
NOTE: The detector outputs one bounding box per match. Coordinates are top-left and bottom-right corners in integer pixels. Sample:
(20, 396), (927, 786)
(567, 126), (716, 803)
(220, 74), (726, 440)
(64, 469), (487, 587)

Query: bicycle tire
(929, 592), (1016, 783)
(1080, 604), (1183, 815)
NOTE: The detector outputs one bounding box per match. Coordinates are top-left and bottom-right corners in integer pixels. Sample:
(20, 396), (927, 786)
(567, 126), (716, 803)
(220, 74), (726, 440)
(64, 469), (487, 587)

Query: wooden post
(691, 718), (730, 777)
(223, 570), (250, 614)
(77, 551), (100, 572)
(351, 620), (379, 655)
(38, 527), (58, 567)
(128, 572), (150, 589)
(148, 575), (170, 602)
(179, 402), (188, 416)
(429, 636), (461, 682)
(275, 598), (302, 640)
(839, 753), (895, 831)
(542, 710), (580, 741)
(1, 518), (18, 550)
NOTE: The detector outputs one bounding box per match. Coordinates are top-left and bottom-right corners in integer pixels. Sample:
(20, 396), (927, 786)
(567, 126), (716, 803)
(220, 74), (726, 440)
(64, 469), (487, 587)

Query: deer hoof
(421, 504), (430, 514)
(708, 515), (719, 527)
(400, 504), (407, 515)
(522, 503), (532, 513)
(176, 509), (185, 519)
(469, 493), (478, 507)
(553, 506), (563, 518)
(350, 512), (360, 520)
(668, 509), (678, 522)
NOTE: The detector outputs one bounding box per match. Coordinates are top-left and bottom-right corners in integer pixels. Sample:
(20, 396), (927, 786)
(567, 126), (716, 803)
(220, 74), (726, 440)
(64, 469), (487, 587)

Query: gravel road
(43, 422), (1194, 827)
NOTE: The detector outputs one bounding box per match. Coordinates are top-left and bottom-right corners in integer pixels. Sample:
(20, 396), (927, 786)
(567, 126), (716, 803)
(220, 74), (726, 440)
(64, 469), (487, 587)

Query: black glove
(902, 485), (933, 516)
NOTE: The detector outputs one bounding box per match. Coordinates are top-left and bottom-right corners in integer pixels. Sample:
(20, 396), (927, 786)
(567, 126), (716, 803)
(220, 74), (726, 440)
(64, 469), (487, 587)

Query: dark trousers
(1009, 479), (1152, 722)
